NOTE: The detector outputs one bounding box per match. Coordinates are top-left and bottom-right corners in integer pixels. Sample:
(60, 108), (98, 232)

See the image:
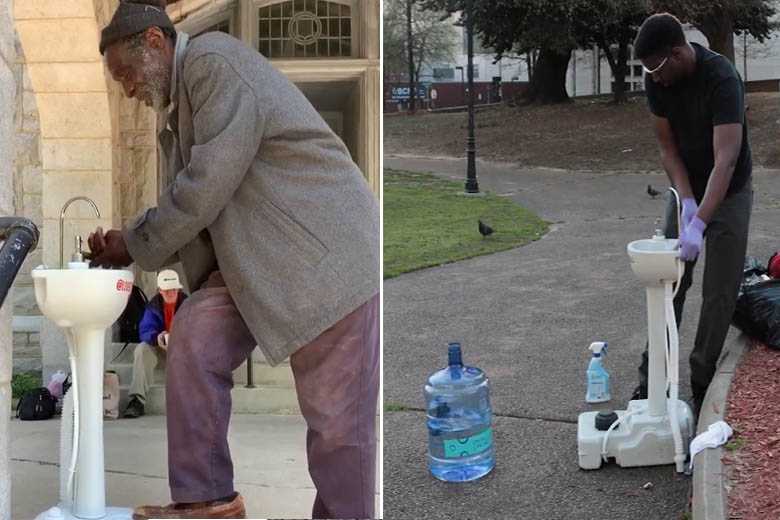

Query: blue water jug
(425, 342), (495, 482)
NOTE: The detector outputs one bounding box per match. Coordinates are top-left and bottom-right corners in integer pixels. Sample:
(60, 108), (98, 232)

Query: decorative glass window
(257, 0), (352, 59)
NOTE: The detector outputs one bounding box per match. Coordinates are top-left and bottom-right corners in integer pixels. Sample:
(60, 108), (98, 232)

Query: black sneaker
(123, 397), (145, 419)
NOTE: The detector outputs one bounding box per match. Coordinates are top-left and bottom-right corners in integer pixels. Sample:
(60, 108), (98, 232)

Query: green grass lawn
(384, 169), (549, 278)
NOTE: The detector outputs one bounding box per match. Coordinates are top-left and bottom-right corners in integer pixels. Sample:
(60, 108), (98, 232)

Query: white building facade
(423, 23), (780, 98)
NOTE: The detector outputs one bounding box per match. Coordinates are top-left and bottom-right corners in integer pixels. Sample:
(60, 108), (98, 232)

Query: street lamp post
(455, 66), (465, 106)
(464, 0), (479, 194)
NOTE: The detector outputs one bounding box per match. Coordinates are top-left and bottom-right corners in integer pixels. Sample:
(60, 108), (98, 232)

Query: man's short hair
(634, 13), (687, 60)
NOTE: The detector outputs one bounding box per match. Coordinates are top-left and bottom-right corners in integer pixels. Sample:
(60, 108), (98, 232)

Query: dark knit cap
(99, 0), (175, 55)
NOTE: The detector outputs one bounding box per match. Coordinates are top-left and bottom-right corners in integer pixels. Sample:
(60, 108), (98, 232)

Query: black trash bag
(740, 256), (768, 295)
(733, 278), (780, 349)
(744, 256), (767, 278)
(16, 387), (57, 420)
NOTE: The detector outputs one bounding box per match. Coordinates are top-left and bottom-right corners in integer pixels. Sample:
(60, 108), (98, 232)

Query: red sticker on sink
(116, 279), (133, 292)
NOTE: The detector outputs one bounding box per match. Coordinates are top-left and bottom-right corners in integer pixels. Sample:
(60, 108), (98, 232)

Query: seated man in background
(124, 269), (188, 418)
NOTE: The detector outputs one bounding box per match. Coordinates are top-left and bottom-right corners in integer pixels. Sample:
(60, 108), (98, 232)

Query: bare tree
(383, 0), (457, 113)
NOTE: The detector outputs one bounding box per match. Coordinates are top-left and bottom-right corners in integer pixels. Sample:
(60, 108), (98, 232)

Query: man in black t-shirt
(632, 13), (752, 420)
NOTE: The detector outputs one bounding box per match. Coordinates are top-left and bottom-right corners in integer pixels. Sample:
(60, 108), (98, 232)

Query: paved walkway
(383, 155), (780, 520)
(11, 414), (381, 519)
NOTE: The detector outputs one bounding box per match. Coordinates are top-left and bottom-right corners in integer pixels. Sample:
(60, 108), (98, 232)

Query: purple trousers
(166, 271), (378, 519)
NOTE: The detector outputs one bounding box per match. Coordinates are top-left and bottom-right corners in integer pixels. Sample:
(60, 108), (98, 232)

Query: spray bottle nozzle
(589, 341), (607, 357)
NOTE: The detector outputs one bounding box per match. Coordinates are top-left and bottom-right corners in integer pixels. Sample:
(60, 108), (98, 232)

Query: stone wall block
(21, 88), (41, 133)
(14, 0), (95, 20)
(21, 164), (42, 195)
(41, 138), (112, 170)
(120, 182), (136, 218)
(22, 193), (41, 220)
(26, 62), (107, 93)
(42, 170), (112, 219)
(37, 93), (111, 138)
(14, 131), (40, 168)
(0, 4), (14, 66)
(14, 20), (100, 63)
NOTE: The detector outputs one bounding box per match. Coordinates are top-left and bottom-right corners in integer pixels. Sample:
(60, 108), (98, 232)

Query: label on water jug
(443, 427), (492, 458)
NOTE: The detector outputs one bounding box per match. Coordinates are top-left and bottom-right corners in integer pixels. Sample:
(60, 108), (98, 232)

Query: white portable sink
(32, 267), (133, 329)
(31, 265), (135, 520)
(578, 232), (692, 474)
(627, 237), (680, 286)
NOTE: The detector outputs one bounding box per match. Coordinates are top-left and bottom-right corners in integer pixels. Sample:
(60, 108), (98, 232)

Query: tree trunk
(612, 40), (630, 104)
(597, 33), (630, 104)
(406, 0), (417, 113)
(698, 16), (735, 64)
(526, 51), (535, 82)
(523, 46), (572, 104)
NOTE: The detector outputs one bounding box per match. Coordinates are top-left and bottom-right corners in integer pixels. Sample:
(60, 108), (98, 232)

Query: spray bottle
(585, 341), (611, 403)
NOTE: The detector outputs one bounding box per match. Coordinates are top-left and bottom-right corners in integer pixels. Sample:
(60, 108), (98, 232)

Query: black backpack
(113, 285), (148, 344)
(16, 388), (57, 420)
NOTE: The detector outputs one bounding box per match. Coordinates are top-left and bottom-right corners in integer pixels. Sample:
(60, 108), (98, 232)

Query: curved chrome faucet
(60, 196), (101, 268)
(667, 187), (681, 239)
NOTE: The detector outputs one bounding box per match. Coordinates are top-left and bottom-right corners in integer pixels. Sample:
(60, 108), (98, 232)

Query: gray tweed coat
(123, 32), (379, 366)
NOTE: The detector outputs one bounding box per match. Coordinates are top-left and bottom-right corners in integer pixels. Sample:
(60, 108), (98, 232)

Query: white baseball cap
(157, 269), (183, 291)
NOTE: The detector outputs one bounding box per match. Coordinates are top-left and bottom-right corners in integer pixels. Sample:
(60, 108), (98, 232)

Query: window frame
(247, 0), (359, 60)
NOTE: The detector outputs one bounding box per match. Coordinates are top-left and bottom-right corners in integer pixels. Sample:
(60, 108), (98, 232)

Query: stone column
(362, 0), (380, 196)
(0, 0), (15, 515)
(15, 1), (116, 383)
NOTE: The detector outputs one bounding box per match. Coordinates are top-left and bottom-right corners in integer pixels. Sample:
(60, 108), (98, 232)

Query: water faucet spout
(667, 187), (681, 238)
(60, 197), (101, 268)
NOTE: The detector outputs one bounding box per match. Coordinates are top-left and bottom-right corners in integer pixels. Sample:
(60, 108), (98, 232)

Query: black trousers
(638, 181), (752, 400)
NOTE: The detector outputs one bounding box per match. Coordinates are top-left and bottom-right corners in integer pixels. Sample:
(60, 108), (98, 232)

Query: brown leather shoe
(132, 492), (246, 519)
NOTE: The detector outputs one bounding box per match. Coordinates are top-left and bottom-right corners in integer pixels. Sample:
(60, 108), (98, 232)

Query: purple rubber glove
(679, 215), (706, 261)
(680, 197), (697, 232)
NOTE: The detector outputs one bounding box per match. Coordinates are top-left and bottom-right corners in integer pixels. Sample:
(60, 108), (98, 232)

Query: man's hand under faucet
(87, 227), (133, 268)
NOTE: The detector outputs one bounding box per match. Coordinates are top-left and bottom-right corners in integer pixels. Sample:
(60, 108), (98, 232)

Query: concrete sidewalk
(383, 155), (780, 519)
(11, 414), (380, 519)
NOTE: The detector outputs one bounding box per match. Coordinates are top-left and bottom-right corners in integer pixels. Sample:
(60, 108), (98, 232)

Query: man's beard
(133, 46), (171, 112)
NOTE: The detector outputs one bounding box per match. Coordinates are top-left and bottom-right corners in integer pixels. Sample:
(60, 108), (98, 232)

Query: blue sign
(391, 85), (428, 100)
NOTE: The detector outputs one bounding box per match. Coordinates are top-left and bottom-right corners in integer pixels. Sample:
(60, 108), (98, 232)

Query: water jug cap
(448, 342), (463, 366)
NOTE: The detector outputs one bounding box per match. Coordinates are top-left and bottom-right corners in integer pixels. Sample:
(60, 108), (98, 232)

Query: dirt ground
(384, 92), (780, 172)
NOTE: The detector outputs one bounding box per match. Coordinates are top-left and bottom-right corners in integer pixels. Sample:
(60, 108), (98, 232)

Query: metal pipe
(60, 197), (100, 269)
(464, 0), (479, 194)
(0, 217), (40, 309)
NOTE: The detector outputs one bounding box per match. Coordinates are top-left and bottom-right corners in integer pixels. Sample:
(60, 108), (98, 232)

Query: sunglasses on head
(642, 56), (668, 75)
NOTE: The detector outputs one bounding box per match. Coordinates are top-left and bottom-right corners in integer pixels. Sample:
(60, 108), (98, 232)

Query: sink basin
(627, 238), (680, 286)
(32, 268), (134, 328)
